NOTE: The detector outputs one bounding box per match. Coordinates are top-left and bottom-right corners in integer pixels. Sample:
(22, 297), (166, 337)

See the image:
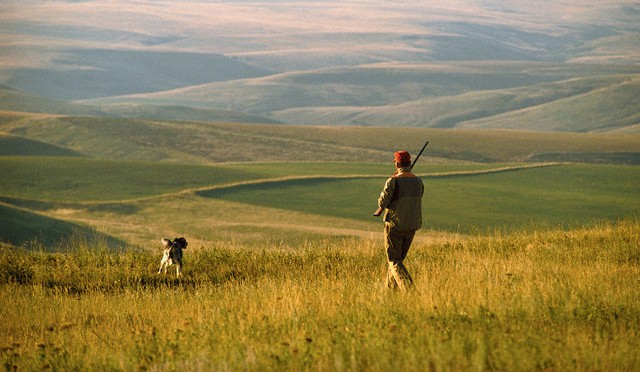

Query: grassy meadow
(1, 114), (640, 370)
(1, 219), (639, 370)
(2, 2), (640, 368)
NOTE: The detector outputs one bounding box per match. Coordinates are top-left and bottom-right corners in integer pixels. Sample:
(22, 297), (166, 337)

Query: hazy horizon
(1, 0), (638, 130)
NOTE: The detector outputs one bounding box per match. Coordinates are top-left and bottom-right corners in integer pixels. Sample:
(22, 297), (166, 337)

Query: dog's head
(161, 238), (189, 249)
(161, 237), (188, 249)
(173, 237), (188, 250)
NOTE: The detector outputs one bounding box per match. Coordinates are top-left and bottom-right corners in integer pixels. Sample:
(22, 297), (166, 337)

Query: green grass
(0, 219), (638, 370)
(427, 164), (640, 231)
(2, 157), (260, 202)
(2, 112), (640, 164)
(200, 164), (640, 232)
(460, 76), (640, 132)
(0, 134), (83, 157)
(0, 156), (502, 202)
(2, 159), (639, 248)
(0, 204), (124, 248)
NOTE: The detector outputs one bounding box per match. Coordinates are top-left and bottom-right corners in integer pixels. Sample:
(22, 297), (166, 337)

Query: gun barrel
(410, 141), (429, 170)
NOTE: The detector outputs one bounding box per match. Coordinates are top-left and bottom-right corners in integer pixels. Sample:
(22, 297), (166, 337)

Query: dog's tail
(161, 238), (172, 248)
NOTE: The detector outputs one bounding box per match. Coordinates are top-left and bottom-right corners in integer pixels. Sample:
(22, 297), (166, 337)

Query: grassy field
(199, 163), (640, 232)
(2, 4), (640, 368)
(1, 219), (638, 370)
(2, 157), (639, 248)
(1, 115), (639, 370)
(1, 157), (503, 202)
(3, 112), (640, 164)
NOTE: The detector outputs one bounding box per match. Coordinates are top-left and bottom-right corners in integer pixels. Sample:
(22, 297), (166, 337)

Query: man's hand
(373, 207), (383, 217)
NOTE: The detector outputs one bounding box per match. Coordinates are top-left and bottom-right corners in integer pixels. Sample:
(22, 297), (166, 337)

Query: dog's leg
(159, 256), (170, 275)
(176, 263), (181, 278)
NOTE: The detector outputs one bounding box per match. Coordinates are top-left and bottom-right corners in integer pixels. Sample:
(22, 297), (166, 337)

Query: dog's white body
(158, 237), (188, 277)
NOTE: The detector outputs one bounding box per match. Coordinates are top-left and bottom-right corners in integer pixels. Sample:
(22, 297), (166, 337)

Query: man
(374, 150), (424, 290)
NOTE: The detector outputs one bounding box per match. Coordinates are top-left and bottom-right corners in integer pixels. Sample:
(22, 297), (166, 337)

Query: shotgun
(410, 141), (429, 170)
(373, 141), (429, 217)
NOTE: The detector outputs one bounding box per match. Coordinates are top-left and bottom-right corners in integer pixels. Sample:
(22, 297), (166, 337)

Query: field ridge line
(1, 162), (564, 206)
(184, 162), (564, 196)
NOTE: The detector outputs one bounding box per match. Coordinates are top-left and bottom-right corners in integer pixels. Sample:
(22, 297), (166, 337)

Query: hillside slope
(2, 113), (639, 164)
(458, 76), (640, 132)
(270, 75), (640, 131)
(0, 202), (124, 249)
(83, 63), (640, 132)
(97, 103), (281, 125)
(0, 85), (106, 116)
(0, 134), (84, 157)
(2, 49), (272, 100)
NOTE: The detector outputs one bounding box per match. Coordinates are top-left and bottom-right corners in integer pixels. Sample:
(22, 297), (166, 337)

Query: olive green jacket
(377, 167), (424, 231)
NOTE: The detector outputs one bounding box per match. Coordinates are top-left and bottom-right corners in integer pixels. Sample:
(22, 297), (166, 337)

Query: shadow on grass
(0, 203), (127, 251)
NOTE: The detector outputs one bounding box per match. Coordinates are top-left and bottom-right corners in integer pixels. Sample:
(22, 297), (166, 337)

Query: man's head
(394, 150), (411, 168)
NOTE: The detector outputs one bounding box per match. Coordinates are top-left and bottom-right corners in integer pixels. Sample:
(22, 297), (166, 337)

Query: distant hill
(84, 62), (640, 132)
(98, 103), (281, 125)
(0, 85), (280, 125)
(270, 74), (640, 132)
(1, 112), (639, 164)
(2, 1), (639, 131)
(0, 134), (84, 157)
(2, 49), (272, 100)
(458, 76), (640, 132)
(0, 84), (106, 116)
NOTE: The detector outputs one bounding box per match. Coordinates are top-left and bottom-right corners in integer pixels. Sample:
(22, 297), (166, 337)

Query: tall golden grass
(1, 219), (638, 370)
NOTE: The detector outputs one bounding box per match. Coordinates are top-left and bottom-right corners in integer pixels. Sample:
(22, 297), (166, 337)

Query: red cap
(394, 150), (411, 163)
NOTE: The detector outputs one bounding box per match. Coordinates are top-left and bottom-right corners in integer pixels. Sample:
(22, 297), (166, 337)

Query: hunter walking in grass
(374, 150), (424, 290)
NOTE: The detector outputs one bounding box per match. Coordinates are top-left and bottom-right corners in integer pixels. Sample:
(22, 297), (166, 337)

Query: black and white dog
(158, 237), (188, 277)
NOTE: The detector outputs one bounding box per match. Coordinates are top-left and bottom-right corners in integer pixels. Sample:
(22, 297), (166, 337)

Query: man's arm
(373, 178), (395, 216)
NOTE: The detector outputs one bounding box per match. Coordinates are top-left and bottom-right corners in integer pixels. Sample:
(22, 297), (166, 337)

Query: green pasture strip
(0, 203), (124, 248)
(1, 157), (258, 202)
(0, 134), (84, 157)
(234, 162), (502, 176)
(206, 122), (640, 162)
(0, 220), (638, 370)
(6, 114), (640, 165)
(427, 163), (640, 231)
(200, 164), (640, 232)
(1, 156), (505, 203)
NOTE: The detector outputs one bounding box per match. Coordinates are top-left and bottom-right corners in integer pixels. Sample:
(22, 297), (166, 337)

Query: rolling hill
(0, 84), (106, 116)
(0, 85), (279, 125)
(0, 202), (125, 249)
(6, 67), (639, 132)
(0, 134), (84, 157)
(1, 113), (639, 249)
(96, 104), (281, 125)
(2, 1), (639, 131)
(2, 49), (272, 101)
(2, 112), (639, 164)
(82, 63), (640, 131)
(269, 74), (640, 130)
